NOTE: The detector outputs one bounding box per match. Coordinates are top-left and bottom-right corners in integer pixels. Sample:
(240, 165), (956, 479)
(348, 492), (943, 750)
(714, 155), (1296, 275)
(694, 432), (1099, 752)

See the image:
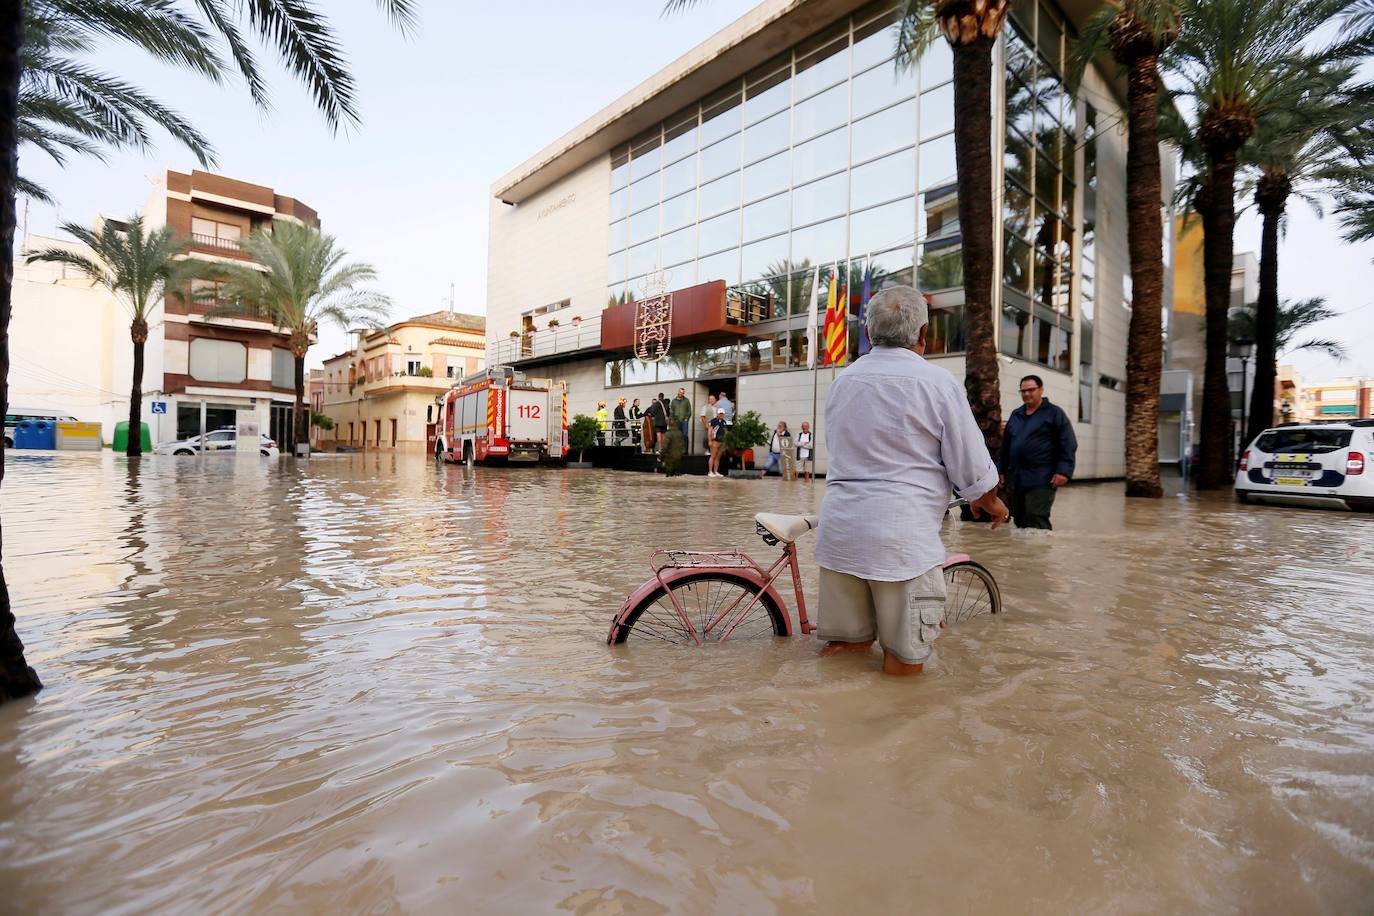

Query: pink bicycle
(607, 504), (1001, 645)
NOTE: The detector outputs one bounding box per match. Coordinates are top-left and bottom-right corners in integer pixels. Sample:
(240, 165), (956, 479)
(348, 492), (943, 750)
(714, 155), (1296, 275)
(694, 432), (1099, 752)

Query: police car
(1235, 420), (1374, 511)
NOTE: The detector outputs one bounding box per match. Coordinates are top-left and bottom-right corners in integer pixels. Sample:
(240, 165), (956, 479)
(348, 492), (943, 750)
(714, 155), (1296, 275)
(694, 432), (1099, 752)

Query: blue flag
(857, 260), (873, 356)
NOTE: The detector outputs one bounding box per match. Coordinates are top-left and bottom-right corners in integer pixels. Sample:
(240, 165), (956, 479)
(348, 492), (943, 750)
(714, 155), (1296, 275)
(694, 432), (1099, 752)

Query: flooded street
(1, 453), (1371, 913)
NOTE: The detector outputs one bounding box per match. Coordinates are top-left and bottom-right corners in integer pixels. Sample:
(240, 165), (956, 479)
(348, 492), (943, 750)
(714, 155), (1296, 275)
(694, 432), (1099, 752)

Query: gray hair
(864, 285), (928, 348)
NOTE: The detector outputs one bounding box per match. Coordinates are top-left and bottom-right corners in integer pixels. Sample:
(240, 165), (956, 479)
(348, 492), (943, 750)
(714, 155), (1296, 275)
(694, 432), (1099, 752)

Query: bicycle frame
(608, 542), (816, 646)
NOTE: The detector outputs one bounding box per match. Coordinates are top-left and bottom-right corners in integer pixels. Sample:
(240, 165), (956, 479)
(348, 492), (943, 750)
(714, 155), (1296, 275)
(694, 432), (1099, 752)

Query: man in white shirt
(815, 286), (1008, 675)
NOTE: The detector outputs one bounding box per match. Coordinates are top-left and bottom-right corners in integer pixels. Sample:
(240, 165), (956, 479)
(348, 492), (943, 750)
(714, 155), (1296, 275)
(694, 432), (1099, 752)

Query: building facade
(484, 0), (1174, 475)
(143, 169), (321, 449)
(319, 311), (486, 452)
(1304, 377), (1373, 421)
(10, 235), (128, 439)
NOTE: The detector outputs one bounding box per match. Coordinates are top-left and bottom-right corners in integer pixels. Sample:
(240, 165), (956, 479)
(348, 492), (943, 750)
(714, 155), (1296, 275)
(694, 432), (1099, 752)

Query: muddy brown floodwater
(0, 452), (1371, 913)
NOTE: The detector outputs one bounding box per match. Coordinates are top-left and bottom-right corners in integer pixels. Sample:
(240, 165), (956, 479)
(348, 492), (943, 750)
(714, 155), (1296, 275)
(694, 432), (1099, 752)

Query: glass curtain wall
(1001, 1), (1077, 374)
(1079, 103), (1097, 420)
(605, 1), (962, 378)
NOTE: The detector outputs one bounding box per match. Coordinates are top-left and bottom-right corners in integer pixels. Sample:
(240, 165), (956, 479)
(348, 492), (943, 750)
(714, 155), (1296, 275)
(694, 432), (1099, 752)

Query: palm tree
(897, 1), (1012, 455)
(1229, 296), (1347, 363)
(1240, 73), (1374, 445)
(17, 4), (220, 201)
(25, 216), (196, 456)
(210, 219), (390, 453)
(1073, 1), (1181, 499)
(0, 0), (413, 701)
(1164, 0), (1360, 489)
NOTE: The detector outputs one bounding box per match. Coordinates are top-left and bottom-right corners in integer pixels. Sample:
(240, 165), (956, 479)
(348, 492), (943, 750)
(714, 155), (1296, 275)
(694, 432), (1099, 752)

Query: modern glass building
(484, 0), (1174, 476)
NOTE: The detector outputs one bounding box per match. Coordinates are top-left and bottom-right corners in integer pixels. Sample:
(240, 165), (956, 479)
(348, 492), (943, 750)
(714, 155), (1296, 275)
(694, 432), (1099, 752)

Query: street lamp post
(1230, 335), (1255, 465)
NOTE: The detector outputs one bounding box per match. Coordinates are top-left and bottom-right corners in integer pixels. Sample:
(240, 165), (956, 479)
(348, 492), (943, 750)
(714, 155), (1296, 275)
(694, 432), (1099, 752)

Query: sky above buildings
(20, 1), (1374, 381)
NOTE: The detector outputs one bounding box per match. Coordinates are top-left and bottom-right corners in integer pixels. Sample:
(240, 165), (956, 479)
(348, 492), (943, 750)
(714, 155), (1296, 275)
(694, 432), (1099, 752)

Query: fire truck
(433, 367), (568, 465)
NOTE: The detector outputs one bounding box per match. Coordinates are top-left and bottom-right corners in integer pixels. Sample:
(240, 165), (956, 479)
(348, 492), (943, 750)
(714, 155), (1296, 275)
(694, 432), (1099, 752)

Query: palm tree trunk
(294, 354), (307, 455)
(950, 37), (1001, 455)
(1122, 53), (1165, 498)
(0, 0), (42, 701)
(1248, 177), (1286, 448)
(1196, 155), (1238, 490)
(127, 327), (145, 458)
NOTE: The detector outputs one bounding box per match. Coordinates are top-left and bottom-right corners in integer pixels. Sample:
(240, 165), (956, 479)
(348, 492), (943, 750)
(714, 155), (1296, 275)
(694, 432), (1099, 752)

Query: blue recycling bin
(14, 419), (56, 449)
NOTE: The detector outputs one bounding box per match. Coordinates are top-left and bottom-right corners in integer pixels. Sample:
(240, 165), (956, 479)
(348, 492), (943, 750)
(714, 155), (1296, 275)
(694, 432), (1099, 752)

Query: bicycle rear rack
(651, 548), (761, 574)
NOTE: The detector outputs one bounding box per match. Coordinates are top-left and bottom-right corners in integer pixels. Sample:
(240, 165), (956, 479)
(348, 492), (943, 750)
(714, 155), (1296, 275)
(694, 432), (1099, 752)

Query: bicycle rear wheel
(611, 572), (788, 645)
(942, 560), (1002, 624)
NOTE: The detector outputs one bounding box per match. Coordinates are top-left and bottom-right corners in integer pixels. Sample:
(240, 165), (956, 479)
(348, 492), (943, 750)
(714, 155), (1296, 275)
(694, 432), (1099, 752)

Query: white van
(4, 408), (78, 448)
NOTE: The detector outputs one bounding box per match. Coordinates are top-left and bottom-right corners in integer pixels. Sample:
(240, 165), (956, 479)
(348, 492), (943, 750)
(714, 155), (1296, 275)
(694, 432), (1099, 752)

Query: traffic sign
(151, 401), (167, 414)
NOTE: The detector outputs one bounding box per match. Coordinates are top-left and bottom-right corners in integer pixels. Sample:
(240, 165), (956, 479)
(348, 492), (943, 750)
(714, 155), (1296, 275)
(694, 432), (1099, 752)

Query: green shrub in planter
(569, 414), (600, 463)
(724, 410), (769, 453)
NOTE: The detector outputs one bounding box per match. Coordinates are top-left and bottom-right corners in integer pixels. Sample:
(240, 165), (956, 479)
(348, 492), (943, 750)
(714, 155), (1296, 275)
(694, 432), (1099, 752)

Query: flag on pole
(805, 265), (820, 370)
(857, 257), (873, 357)
(824, 263), (848, 367)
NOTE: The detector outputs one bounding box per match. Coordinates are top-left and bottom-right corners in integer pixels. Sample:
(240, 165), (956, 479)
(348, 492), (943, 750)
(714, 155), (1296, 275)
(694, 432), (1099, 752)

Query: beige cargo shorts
(816, 564), (947, 664)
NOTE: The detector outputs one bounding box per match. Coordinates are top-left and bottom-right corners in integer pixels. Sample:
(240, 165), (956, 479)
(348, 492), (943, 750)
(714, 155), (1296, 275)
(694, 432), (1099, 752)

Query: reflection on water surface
(1, 453), (1371, 912)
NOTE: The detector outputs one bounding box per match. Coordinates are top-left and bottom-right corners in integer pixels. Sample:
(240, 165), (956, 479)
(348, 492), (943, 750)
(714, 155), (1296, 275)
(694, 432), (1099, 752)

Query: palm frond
(39, 0), (227, 84)
(894, 0), (939, 70)
(243, 0), (359, 132)
(16, 176), (55, 203)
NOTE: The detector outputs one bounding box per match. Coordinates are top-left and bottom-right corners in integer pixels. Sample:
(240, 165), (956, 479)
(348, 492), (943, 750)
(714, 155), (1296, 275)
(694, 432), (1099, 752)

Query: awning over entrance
(600, 280), (753, 354)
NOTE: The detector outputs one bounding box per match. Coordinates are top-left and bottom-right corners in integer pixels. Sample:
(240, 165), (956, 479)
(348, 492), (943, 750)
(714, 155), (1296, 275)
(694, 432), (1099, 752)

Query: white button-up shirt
(815, 346), (999, 582)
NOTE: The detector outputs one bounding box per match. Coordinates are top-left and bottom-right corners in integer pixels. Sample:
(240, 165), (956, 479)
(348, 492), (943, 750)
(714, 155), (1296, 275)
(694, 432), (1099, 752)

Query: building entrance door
(270, 404), (296, 453)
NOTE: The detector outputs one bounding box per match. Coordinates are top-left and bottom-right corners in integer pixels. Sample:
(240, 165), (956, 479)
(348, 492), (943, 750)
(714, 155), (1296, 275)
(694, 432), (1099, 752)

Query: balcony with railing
(486, 315), (604, 367)
(190, 297), (274, 324)
(190, 233), (251, 258)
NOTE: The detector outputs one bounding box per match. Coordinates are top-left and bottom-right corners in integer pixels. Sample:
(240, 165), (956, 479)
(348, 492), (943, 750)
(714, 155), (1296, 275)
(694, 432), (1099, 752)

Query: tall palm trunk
(950, 35), (1001, 454)
(0, 0), (42, 700)
(294, 355), (307, 454)
(291, 330), (309, 455)
(127, 319), (147, 457)
(1121, 50), (1166, 498)
(1247, 170), (1288, 447)
(1196, 153), (1239, 489)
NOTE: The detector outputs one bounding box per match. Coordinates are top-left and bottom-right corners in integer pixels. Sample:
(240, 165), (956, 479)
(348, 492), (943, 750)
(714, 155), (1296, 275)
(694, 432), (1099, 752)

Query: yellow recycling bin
(55, 421), (103, 451)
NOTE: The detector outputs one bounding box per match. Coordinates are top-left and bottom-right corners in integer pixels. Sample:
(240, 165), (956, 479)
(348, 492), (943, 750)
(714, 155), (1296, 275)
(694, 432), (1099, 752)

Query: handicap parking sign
(151, 401), (167, 414)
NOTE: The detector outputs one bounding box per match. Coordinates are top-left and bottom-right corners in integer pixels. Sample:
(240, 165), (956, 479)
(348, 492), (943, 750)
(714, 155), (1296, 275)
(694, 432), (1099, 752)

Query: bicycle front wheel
(611, 572), (788, 645)
(942, 560), (1002, 624)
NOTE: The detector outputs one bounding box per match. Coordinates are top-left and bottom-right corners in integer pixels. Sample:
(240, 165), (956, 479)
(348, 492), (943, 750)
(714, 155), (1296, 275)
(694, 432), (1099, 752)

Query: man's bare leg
(819, 640), (874, 657)
(882, 651), (924, 676)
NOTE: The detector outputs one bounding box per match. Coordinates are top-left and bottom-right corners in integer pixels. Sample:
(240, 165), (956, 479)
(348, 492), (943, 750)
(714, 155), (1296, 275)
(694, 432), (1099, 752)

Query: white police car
(1236, 420), (1374, 511)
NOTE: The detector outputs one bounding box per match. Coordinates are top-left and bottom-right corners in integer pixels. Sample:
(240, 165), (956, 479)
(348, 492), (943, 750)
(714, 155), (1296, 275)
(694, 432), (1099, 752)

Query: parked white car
(154, 428), (280, 457)
(1235, 420), (1373, 512)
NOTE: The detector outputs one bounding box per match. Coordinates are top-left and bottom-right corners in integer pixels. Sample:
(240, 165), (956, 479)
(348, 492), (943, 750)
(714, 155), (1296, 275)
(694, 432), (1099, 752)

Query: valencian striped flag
(823, 263), (848, 366)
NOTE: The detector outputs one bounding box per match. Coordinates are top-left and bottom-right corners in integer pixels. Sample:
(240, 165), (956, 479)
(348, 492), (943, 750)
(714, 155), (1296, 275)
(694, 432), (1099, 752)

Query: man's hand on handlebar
(970, 488), (1010, 529)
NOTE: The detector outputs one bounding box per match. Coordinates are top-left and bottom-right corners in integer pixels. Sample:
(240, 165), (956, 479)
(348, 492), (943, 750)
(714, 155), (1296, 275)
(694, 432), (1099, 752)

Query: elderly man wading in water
(815, 286), (1008, 675)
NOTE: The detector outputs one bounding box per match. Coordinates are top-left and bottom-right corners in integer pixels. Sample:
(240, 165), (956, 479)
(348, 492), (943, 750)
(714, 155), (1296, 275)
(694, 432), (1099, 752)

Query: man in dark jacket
(997, 374), (1077, 529)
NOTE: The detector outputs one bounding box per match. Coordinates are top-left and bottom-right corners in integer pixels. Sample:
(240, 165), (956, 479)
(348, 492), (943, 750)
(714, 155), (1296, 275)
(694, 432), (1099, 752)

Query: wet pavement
(0, 452), (1371, 913)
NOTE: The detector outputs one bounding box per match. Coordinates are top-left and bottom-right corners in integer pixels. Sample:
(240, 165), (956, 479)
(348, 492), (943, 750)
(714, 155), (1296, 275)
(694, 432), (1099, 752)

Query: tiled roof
(396, 310), (486, 332)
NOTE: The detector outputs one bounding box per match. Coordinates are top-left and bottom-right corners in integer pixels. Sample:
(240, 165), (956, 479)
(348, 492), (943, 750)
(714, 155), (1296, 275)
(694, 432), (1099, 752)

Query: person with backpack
(643, 393), (670, 454)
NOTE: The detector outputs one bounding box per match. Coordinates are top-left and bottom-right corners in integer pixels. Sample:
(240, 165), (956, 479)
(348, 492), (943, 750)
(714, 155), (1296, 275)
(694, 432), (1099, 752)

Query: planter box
(727, 469), (763, 479)
(567, 461), (594, 469)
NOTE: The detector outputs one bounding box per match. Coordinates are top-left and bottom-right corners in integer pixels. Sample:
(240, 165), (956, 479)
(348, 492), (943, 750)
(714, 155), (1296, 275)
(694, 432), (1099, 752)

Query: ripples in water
(0, 452), (1371, 912)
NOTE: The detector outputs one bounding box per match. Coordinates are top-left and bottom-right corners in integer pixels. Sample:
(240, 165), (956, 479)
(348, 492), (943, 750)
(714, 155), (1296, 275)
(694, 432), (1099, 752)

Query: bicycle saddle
(754, 513), (819, 545)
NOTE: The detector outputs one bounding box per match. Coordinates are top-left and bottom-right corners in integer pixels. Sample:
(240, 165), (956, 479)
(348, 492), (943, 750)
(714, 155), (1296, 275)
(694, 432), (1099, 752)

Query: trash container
(55, 421), (103, 451)
(112, 421), (153, 453)
(14, 419), (56, 449)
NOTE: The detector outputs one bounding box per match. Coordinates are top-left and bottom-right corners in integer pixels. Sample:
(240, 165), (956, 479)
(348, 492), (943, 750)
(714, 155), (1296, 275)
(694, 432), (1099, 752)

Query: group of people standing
(594, 387), (702, 454)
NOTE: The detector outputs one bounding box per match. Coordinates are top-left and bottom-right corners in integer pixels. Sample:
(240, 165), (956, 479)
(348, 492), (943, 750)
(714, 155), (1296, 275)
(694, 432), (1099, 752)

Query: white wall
(486, 156), (611, 342)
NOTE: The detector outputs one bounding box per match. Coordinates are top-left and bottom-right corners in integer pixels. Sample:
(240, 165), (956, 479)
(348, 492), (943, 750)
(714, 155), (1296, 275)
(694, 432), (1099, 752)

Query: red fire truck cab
(434, 367), (568, 465)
